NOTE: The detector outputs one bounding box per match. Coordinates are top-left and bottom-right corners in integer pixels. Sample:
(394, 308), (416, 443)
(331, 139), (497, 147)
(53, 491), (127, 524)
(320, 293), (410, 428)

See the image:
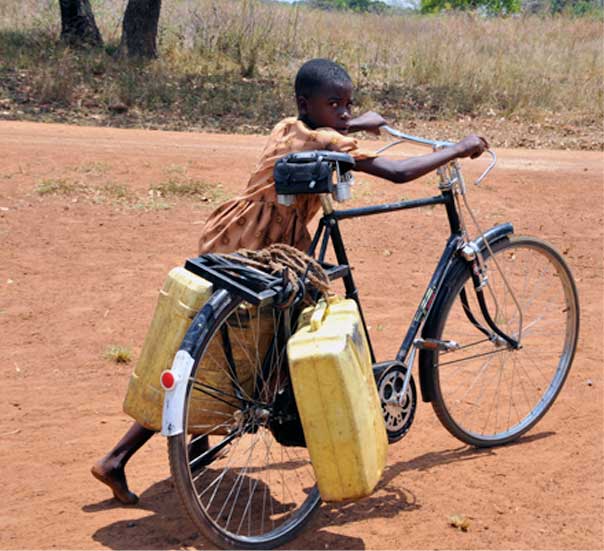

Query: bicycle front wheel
(428, 236), (579, 447)
(168, 290), (320, 549)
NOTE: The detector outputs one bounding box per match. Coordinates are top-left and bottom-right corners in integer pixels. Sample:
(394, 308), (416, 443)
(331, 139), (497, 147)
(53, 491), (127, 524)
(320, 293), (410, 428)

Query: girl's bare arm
(347, 111), (387, 135)
(355, 135), (489, 184)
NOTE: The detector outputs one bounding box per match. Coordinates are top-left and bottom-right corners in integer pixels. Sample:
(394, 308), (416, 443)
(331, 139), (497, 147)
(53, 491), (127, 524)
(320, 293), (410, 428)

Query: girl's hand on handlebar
(454, 135), (490, 159)
(347, 111), (387, 136)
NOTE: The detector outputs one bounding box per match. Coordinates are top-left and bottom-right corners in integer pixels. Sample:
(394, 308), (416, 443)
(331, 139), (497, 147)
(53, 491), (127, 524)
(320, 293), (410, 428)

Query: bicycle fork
(462, 249), (522, 351)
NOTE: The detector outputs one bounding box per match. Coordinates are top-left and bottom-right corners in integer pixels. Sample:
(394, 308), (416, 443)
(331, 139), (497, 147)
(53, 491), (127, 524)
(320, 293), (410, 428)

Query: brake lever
(474, 150), (497, 186)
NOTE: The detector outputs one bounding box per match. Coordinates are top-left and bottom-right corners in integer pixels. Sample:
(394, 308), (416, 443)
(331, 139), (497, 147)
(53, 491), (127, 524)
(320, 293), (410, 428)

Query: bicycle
(159, 127), (580, 549)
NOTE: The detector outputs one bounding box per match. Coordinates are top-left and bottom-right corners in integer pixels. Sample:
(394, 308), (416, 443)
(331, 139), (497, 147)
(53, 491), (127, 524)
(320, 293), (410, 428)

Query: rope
(223, 244), (330, 307)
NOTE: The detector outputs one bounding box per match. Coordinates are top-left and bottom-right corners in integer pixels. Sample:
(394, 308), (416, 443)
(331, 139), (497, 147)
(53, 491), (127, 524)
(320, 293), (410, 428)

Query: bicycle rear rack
(184, 254), (350, 306)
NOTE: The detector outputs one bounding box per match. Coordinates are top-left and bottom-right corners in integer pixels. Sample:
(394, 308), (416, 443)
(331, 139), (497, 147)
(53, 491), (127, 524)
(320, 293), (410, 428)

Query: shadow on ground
(85, 431), (555, 549)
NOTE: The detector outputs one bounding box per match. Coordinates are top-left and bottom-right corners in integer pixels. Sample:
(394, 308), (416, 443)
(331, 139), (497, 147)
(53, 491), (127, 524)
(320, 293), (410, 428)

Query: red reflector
(160, 371), (175, 390)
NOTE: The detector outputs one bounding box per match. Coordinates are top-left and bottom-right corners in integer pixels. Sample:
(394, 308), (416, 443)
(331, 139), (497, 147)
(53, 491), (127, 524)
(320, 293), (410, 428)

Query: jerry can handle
(309, 300), (329, 332)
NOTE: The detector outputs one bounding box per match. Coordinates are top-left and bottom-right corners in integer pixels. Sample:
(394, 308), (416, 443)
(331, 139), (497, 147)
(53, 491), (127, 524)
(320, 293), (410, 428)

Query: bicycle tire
(168, 290), (320, 549)
(427, 236), (579, 447)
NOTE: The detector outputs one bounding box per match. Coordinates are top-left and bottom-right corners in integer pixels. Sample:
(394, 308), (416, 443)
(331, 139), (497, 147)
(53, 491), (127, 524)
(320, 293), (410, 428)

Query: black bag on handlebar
(273, 150), (355, 196)
(274, 155), (332, 195)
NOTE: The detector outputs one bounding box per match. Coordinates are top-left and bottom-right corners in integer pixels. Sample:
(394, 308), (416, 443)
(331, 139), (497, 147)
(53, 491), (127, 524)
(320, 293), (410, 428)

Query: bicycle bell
(332, 161), (354, 203)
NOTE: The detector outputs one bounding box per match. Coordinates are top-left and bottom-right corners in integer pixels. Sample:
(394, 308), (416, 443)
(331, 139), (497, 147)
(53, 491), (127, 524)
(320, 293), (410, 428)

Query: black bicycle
(162, 127), (580, 549)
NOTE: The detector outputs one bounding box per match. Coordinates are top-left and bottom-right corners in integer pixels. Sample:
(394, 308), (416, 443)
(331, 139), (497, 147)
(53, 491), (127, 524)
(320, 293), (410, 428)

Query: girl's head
(295, 59), (353, 134)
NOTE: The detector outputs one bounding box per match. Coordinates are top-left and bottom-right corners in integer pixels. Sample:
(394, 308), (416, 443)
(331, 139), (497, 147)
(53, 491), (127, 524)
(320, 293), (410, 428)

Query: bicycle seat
(274, 150), (355, 196)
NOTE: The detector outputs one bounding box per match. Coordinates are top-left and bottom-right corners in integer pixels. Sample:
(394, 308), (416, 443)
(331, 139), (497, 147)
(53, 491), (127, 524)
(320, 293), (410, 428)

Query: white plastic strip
(161, 350), (195, 437)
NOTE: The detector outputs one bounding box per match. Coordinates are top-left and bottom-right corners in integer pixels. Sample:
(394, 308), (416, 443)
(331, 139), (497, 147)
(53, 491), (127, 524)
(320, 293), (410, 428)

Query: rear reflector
(160, 370), (176, 391)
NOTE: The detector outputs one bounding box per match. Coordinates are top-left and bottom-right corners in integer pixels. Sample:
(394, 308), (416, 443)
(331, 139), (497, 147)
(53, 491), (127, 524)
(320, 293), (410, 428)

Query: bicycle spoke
(438, 347), (510, 367)
(222, 430), (262, 531)
(190, 380), (242, 410)
(512, 354), (535, 418)
(201, 348), (253, 402)
(199, 433), (247, 510)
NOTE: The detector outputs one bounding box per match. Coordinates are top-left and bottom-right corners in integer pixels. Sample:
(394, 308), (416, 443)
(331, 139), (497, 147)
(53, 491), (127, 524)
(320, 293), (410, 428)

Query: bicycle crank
(373, 361), (417, 444)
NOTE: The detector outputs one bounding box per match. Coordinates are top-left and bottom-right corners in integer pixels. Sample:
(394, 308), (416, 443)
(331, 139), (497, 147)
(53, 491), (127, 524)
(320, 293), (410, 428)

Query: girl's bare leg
(91, 422), (154, 505)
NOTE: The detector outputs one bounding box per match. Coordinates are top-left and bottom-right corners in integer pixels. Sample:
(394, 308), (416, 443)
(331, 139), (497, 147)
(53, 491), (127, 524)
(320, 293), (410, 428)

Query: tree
(59, 0), (103, 48)
(420, 0), (522, 14)
(306, 0), (389, 12)
(58, 0), (162, 59)
(119, 0), (162, 59)
(549, 0), (602, 14)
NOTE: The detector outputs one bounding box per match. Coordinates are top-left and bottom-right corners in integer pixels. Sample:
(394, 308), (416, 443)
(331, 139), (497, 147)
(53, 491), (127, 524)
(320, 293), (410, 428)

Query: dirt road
(1, 122), (602, 550)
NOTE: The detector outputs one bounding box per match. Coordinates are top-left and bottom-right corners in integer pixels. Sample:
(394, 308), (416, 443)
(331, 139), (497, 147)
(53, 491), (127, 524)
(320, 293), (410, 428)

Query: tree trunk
(119, 0), (162, 59)
(59, 0), (103, 48)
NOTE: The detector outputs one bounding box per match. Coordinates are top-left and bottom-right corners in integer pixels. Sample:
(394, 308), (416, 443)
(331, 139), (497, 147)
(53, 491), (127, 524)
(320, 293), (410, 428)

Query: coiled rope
(223, 243), (330, 307)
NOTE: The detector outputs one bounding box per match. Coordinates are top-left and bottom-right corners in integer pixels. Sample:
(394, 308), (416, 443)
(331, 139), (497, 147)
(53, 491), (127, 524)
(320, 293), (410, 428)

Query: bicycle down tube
(307, 187), (466, 367)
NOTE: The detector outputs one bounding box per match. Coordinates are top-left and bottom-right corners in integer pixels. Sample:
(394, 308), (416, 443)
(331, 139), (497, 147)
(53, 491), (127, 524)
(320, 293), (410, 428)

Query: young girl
(92, 58), (488, 505)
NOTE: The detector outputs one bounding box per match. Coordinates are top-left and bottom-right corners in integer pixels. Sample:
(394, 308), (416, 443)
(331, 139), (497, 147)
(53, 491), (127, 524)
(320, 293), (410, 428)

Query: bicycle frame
(306, 180), (515, 399)
(167, 186), (516, 434)
(307, 186), (462, 363)
(177, 136), (521, 415)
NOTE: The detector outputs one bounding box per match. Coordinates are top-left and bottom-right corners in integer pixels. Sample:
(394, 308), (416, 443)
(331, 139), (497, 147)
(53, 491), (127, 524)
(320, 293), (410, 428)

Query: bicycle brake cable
(454, 165), (524, 344)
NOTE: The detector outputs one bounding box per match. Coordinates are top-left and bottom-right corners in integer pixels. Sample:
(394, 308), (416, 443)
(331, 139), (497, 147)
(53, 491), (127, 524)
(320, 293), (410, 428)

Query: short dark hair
(294, 59), (352, 98)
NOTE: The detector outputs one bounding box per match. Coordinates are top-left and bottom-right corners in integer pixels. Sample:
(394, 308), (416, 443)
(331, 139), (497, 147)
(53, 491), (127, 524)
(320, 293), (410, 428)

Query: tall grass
(0, 0), (602, 128)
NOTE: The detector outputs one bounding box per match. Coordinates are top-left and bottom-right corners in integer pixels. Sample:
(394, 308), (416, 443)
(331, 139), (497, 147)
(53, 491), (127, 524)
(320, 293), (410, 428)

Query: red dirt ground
(1, 121), (602, 550)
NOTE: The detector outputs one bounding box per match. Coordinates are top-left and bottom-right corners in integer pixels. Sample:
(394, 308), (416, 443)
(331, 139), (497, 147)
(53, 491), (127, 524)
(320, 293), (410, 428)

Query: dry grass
(0, 1), (602, 137)
(33, 174), (226, 209)
(151, 178), (225, 201)
(76, 161), (112, 175)
(104, 344), (132, 364)
(35, 178), (80, 196)
(34, 178), (134, 202)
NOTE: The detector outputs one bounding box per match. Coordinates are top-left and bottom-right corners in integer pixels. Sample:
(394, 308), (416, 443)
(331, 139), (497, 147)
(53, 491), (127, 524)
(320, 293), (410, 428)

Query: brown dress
(198, 117), (376, 255)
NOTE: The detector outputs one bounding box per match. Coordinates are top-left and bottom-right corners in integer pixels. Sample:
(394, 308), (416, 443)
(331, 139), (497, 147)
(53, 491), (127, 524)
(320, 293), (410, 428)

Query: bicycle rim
(168, 292), (320, 549)
(432, 236), (579, 446)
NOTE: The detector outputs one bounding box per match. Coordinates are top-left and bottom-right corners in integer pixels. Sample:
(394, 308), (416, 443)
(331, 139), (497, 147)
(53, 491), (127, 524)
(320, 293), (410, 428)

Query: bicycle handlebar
(475, 150), (497, 185)
(381, 125), (454, 148)
(380, 125), (497, 186)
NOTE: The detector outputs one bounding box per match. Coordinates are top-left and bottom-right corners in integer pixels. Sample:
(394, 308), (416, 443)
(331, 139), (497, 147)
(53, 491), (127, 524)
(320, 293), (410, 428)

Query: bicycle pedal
(414, 338), (459, 351)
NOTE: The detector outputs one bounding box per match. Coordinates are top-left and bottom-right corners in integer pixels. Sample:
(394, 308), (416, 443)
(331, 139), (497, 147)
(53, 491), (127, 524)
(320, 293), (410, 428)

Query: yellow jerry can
(123, 266), (275, 434)
(287, 297), (388, 502)
(187, 303), (275, 435)
(123, 267), (213, 431)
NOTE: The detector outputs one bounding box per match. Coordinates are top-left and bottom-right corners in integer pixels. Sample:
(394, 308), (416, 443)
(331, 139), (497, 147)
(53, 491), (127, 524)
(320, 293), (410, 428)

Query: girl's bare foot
(91, 461), (138, 505)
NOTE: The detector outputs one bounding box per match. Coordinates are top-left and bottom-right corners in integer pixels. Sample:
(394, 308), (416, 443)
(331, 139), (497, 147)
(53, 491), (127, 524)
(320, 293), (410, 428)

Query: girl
(92, 58), (488, 505)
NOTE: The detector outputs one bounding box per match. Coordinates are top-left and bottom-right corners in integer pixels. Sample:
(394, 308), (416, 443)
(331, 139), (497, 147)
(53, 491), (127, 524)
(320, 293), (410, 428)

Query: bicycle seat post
(320, 193), (335, 215)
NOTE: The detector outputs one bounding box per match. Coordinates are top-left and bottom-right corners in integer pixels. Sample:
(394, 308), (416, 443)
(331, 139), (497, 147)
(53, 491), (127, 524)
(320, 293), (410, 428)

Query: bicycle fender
(471, 222), (514, 258)
(160, 292), (226, 437)
(418, 222), (514, 403)
(161, 350), (195, 437)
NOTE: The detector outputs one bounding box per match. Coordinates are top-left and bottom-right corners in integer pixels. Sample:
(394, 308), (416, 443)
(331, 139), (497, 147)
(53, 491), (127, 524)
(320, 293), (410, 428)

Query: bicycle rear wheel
(427, 236), (579, 447)
(168, 290), (319, 549)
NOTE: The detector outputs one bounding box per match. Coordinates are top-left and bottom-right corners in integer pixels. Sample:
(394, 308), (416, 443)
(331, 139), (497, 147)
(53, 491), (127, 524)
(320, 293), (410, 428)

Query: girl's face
(298, 81), (354, 134)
